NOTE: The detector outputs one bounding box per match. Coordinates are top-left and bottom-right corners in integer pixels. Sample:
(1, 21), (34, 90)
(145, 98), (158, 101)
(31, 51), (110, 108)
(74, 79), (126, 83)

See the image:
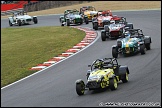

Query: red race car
(101, 19), (134, 41)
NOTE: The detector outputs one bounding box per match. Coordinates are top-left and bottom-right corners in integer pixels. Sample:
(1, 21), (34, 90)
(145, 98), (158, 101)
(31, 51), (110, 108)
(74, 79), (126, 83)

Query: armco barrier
(30, 26), (97, 71)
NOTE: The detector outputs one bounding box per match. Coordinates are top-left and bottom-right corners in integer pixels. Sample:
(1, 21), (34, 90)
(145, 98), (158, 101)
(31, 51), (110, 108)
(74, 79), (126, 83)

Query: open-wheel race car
(112, 29), (152, 58)
(101, 18), (134, 41)
(92, 10), (113, 30)
(59, 9), (89, 26)
(75, 58), (129, 96)
(8, 11), (38, 26)
(79, 6), (98, 21)
(92, 10), (127, 30)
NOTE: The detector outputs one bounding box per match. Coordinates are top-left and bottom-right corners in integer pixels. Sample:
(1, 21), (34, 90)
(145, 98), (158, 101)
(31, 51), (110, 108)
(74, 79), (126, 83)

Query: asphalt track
(1, 10), (161, 107)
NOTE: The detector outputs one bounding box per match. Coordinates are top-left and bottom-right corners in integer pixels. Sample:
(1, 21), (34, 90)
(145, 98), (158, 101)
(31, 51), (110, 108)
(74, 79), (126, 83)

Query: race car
(79, 6), (98, 21)
(112, 29), (152, 58)
(92, 10), (125, 30)
(101, 18), (134, 41)
(92, 10), (112, 30)
(59, 9), (89, 26)
(8, 11), (38, 26)
(75, 58), (129, 96)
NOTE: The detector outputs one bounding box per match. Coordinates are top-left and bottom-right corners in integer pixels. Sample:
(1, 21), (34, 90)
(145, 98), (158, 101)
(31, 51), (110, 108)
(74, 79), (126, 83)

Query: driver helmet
(94, 61), (104, 69)
(110, 20), (115, 24)
(98, 12), (102, 16)
(14, 13), (18, 16)
(124, 31), (131, 37)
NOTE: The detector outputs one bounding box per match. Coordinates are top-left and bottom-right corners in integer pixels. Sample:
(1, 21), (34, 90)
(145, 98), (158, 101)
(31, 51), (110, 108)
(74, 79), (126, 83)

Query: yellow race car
(79, 6), (98, 21)
(75, 58), (129, 96)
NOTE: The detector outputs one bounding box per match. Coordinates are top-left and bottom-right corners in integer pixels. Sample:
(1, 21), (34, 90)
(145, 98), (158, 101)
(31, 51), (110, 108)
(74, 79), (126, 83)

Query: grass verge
(1, 26), (85, 87)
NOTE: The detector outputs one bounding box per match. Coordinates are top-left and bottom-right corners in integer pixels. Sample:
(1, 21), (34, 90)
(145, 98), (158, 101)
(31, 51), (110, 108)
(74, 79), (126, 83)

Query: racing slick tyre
(66, 19), (70, 26)
(112, 46), (118, 58)
(93, 22), (98, 30)
(22, 20), (25, 25)
(80, 19), (83, 25)
(17, 20), (21, 26)
(33, 17), (38, 24)
(76, 79), (85, 96)
(101, 32), (106, 41)
(140, 44), (146, 55)
(122, 72), (129, 83)
(145, 43), (151, 50)
(9, 20), (13, 26)
(109, 77), (117, 91)
(85, 17), (89, 24)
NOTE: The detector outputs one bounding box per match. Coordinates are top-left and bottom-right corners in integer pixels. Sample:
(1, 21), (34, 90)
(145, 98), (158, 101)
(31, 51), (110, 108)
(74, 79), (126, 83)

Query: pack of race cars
(71, 6), (151, 96)
(7, 7), (152, 96)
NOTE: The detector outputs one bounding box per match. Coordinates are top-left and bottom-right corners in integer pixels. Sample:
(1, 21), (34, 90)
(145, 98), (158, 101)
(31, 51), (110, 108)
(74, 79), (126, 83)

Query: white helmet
(110, 20), (115, 24)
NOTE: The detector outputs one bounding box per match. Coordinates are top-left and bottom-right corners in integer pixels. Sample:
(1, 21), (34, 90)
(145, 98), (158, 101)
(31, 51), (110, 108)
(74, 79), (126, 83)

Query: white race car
(8, 11), (38, 26)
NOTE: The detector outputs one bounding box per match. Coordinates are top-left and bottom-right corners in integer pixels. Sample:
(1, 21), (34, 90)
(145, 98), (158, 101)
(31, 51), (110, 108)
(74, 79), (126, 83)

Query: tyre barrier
(29, 26), (97, 71)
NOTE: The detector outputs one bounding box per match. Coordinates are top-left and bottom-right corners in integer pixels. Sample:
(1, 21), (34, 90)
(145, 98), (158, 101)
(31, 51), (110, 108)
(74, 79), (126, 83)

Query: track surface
(1, 10), (161, 107)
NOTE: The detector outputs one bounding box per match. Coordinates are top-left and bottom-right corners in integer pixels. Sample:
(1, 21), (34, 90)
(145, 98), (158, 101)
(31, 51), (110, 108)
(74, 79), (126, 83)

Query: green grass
(1, 26), (85, 87)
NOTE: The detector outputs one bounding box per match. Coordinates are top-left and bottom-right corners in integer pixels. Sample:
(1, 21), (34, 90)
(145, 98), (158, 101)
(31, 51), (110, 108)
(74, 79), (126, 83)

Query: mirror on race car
(88, 65), (91, 67)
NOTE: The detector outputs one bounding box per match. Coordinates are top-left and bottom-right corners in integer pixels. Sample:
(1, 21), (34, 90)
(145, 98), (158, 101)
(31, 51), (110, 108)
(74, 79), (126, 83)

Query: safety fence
(23, 1), (92, 12)
(1, 1), (94, 16)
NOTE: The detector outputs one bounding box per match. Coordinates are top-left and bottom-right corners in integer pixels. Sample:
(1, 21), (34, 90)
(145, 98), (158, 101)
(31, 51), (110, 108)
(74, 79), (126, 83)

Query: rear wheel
(122, 72), (128, 83)
(145, 43), (151, 50)
(109, 77), (117, 90)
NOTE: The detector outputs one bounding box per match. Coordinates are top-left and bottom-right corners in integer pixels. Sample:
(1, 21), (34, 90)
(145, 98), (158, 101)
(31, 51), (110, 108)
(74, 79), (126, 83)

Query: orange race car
(92, 10), (124, 30)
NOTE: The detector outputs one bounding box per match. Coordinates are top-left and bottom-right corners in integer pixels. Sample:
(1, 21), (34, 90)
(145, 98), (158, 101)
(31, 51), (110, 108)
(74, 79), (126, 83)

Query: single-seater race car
(101, 18), (134, 41)
(112, 29), (152, 58)
(8, 11), (38, 26)
(59, 9), (89, 26)
(75, 58), (129, 96)
(79, 6), (98, 21)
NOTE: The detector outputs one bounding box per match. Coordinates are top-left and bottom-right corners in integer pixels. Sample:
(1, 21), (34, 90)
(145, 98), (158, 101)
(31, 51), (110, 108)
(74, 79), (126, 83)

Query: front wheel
(93, 22), (98, 30)
(17, 20), (21, 26)
(84, 17), (89, 24)
(9, 20), (13, 26)
(112, 46), (118, 58)
(76, 79), (85, 96)
(140, 44), (146, 55)
(66, 19), (70, 26)
(33, 17), (38, 24)
(101, 32), (106, 41)
(109, 77), (117, 90)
